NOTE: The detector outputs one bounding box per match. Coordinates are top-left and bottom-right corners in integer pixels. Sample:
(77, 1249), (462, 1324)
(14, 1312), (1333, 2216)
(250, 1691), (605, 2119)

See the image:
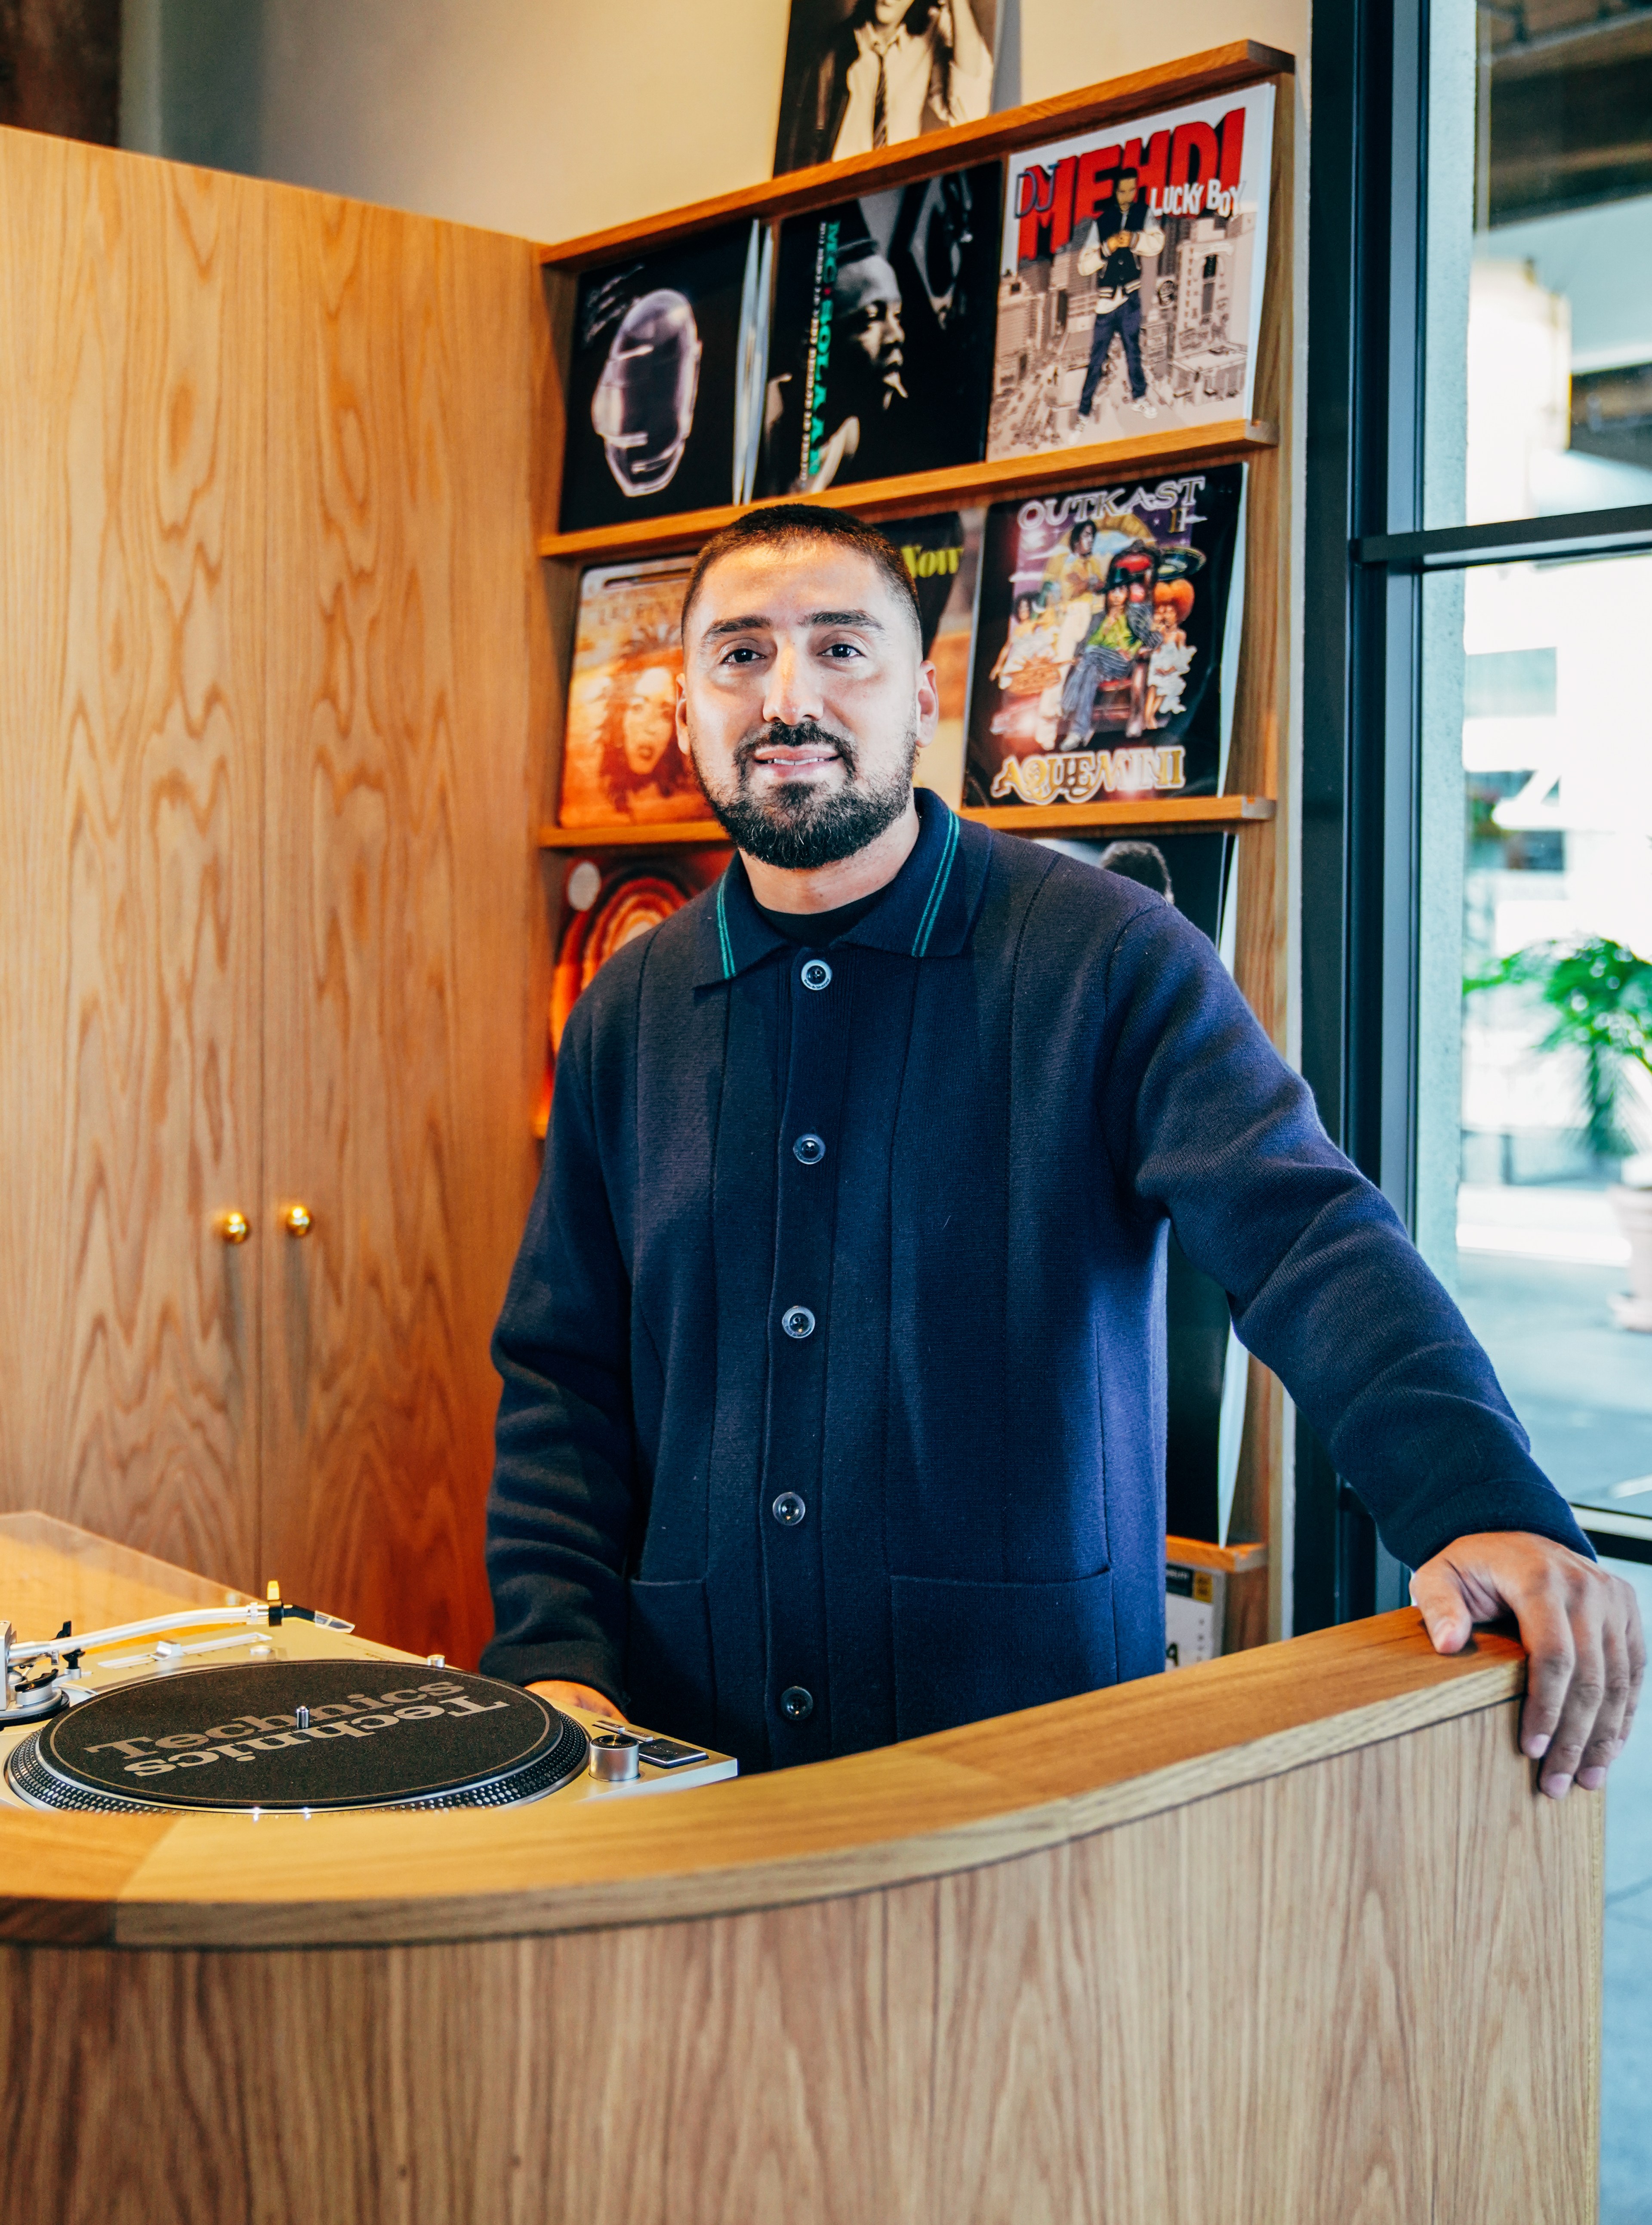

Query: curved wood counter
(0, 1516), (1600, 2223)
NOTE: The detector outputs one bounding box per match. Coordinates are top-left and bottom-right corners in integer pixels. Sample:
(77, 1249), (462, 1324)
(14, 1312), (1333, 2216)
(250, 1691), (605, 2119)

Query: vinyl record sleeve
(1035, 831), (1236, 1544)
(988, 82), (1274, 460)
(965, 465), (1242, 806)
(761, 163), (1000, 495)
(887, 507), (983, 809)
(557, 556), (717, 829)
(560, 223), (762, 532)
(772, 0), (1001, 176)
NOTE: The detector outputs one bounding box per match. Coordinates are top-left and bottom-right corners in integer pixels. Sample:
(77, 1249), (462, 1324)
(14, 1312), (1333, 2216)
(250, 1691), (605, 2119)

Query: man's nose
(762, 642), (824, 726)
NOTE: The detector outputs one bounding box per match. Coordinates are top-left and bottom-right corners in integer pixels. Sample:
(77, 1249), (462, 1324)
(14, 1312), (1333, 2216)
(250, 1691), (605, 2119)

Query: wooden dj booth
(0, 1514), (1600, 2222)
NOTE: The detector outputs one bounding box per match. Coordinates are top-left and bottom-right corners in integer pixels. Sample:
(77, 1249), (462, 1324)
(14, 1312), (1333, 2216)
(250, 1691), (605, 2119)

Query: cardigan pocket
(625, 1577), (715, 1750)
(889, 1571), (1118, 1742)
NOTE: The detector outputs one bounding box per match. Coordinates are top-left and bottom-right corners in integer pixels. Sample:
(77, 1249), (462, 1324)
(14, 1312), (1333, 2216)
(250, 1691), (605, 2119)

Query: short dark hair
(680, 504), (923, 647)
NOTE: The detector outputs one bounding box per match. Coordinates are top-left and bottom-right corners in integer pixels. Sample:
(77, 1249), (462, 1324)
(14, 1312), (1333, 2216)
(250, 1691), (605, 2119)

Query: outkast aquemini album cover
(965, 464), (1244, 808)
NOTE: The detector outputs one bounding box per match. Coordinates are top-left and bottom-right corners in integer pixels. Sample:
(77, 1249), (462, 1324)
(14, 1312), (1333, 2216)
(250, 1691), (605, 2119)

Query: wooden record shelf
(536, 40), (1294, 270)
(538, 795), (1276, 851)
(537, 420), (1278, 567)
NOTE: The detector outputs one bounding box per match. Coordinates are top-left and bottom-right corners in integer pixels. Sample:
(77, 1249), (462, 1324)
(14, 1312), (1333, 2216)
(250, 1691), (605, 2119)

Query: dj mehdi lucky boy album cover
(988, 83), (1274, 459)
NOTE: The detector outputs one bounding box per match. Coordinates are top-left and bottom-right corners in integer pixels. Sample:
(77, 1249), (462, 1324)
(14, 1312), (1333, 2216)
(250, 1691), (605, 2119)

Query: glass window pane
(1428, 3), (1652, 526)
(1418, 548), (1652, 2220)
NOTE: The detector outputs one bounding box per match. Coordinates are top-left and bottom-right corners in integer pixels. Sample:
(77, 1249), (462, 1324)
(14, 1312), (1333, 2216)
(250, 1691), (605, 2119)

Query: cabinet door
(261, 193), (549, 1662)
(0, 136), (266, 1589)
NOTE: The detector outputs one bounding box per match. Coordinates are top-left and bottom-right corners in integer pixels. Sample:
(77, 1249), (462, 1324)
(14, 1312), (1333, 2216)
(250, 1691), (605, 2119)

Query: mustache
(734, 719), (860, 777)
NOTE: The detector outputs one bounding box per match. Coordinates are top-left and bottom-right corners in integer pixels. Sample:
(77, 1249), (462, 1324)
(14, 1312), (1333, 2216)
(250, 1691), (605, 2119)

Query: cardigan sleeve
(480, 997), (636, 1701)
(1095, 897), (1594, 1571)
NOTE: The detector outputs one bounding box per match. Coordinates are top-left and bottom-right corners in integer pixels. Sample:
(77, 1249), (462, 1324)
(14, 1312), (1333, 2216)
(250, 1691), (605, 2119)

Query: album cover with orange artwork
(535, 848), (728, 1134)
(556, 555), (718, 829)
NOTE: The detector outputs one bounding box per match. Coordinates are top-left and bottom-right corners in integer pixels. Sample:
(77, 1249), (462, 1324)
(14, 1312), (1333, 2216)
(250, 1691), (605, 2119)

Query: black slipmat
(6, 1661), (588, 1815)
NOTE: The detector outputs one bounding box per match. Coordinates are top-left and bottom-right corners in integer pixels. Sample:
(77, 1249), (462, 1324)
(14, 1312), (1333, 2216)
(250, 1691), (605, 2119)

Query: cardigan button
(800, 958), (832, 991)
(792, 1133), (826, 1165)
(771, 1491), (806, 1527)
(781, 1306), (815, 1340)
(780, 1686), (814, 1722)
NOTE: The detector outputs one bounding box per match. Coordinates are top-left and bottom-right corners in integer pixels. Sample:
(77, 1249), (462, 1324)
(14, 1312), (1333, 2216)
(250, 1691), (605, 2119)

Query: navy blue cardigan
(483, 792), (1589, 1769)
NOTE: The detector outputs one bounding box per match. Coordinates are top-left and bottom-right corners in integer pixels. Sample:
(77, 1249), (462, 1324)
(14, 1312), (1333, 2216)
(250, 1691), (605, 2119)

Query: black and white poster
(559, 222), (769, 533)
(761, 163), (1000, 494)
(773, 0), (1000, 176)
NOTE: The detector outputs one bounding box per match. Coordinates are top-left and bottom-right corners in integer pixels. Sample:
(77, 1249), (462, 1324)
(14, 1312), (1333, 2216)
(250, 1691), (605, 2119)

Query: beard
(688, 717), (916, 872)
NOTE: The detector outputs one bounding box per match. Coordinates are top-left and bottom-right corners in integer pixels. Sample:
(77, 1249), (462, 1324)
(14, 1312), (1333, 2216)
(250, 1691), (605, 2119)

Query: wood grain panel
(259, 191), (549, 1664)
(0, 1702), (1596, 2224)
(0, 130), (265, 1591)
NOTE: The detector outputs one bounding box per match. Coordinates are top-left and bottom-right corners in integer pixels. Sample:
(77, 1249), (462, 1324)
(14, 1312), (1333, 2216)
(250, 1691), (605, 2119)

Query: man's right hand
(528, 1679), (626, 1723)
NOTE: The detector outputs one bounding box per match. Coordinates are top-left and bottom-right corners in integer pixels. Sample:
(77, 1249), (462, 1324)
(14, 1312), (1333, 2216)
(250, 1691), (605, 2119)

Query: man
(483, 505), (1643, 1796)
(777, 0), (993, 174)
(1076, 169), (1165, 422)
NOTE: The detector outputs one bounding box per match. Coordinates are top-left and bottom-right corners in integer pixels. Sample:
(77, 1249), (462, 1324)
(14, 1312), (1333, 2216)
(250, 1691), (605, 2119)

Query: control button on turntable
(589, 1731), (640, 1782)
(780, 1685), (814, 1722)
(771, 1492), (806, 1528)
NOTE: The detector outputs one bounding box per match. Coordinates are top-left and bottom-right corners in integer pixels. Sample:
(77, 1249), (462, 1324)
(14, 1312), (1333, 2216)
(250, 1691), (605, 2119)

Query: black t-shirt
(756, 889), (884, 945)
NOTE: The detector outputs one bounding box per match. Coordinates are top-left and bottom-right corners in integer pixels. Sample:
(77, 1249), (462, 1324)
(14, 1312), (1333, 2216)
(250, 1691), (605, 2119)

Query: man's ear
(675, 673), (691, 755)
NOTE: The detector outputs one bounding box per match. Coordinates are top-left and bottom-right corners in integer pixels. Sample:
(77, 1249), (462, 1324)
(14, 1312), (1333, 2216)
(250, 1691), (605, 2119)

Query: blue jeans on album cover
(1080, 292), (1147, 412)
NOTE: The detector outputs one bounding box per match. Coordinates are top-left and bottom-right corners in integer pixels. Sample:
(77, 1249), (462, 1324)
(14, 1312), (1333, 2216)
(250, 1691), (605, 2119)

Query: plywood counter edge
(535, 45), (1297, 268)
(0, 1613), (1529, 1951)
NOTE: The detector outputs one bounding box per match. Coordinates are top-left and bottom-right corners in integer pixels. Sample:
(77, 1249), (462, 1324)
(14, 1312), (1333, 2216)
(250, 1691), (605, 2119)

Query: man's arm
(1097, 897), (1645, 1793)
(481, 999), (635, 1709)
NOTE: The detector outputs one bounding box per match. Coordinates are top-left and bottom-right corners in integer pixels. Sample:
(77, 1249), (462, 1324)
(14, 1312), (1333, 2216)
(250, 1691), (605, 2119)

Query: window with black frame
(1308, 7), (1652, 2217)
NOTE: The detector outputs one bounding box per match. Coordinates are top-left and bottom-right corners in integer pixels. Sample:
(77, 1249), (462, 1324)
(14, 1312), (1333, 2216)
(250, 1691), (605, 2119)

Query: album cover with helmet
(559, 222), (772, 532)
(759, 163), (1001, 496)
(988, 83), (1274, 459)
(964, 465), (1243, 807)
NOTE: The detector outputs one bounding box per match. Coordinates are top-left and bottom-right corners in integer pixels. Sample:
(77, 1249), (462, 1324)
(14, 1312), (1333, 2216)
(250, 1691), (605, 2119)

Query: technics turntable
(0, 1584), (735, 1815)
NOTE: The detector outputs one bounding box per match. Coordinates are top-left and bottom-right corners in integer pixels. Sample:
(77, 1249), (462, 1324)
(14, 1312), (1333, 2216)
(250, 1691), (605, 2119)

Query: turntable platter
(5, 1660), (588, 1815)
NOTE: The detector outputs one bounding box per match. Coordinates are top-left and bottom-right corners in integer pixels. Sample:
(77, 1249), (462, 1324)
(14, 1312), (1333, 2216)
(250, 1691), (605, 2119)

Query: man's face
(1075, 523), (1095, 556)
(1116, 176), (1138, 216)
(834, 257), (905, 404)
(622, 668), (676, 775)
(677, 542), (937, 872)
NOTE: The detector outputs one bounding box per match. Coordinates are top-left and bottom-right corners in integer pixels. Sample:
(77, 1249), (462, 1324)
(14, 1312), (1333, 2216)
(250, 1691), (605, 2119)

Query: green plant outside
(1463, 938), (1652, 1162)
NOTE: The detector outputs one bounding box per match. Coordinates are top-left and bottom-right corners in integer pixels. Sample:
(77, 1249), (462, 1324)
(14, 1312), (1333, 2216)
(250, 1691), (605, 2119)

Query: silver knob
(588, 1730), (640, 1782)
(295, 1706), (310, 1729)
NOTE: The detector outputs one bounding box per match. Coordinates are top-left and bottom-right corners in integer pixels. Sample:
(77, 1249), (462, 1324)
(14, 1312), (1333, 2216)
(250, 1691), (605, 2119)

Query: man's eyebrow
(700, 608), (887, 639)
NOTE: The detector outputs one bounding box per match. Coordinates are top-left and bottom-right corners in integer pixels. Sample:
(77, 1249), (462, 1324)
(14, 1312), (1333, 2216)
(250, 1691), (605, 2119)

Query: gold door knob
(217, 1211), (250, 1245)
(283, 1204), (314, 1238)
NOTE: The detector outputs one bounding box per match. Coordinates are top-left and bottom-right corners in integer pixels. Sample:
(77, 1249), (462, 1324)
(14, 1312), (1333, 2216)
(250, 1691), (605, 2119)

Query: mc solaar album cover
(760, 162), (1001, 496)
(555, 556), (718, 830)
(888, 506), (985, 809)
(964, 464), (1244, 808)
(987, 81), (1274, 460)
(1036, 831), (1242, 1547)
(558, 222), (771, 533)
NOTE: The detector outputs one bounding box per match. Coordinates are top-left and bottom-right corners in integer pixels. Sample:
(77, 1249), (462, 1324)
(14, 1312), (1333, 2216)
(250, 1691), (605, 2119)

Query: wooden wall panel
(0, 130), (265, 1590)
(0, 1701), (1599, 2224)
(259, 190), (549, 1662)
